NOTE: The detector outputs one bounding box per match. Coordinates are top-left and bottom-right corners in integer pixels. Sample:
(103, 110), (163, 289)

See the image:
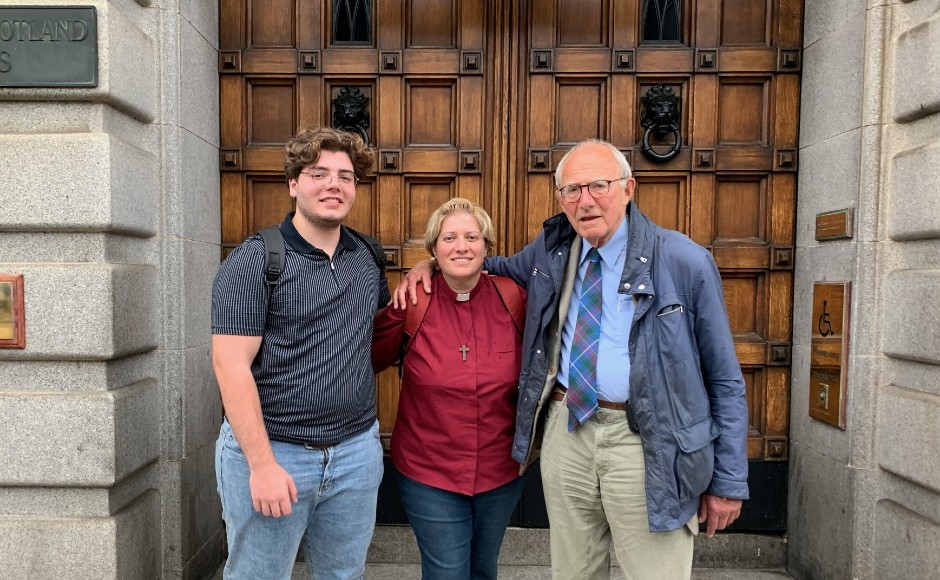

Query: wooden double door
(219, 0), (802, 529)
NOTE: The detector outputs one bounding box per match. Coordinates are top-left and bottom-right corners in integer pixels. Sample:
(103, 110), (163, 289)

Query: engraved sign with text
(809, 282), (851, 429)
(0, 6), (97, 87)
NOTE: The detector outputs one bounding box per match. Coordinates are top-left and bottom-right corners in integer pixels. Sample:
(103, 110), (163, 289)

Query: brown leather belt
(551, 385), (627, 411)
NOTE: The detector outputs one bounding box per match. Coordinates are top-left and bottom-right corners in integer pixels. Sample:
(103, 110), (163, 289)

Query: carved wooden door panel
(219, 0), (802, 529)
(512, 1), (801, 527)
(218, 0), (495, 453)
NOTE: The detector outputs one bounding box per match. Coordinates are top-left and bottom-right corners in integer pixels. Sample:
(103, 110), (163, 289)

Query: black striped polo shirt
(211, 213), (391, 445)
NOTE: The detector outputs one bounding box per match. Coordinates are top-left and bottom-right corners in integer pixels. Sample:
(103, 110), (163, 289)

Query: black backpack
(257, 224), (386, 289)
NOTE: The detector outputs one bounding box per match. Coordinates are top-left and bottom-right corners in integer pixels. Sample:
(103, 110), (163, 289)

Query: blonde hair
(424, 198), (495, 255)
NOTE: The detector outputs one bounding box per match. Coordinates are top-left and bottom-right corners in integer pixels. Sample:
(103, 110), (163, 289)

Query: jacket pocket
(655, 296), (692, 367)
(672, 417), (721, 504)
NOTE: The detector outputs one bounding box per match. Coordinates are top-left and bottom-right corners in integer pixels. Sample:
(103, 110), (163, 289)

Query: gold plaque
(0, 274), (26, 349)
(809, 282), (850, 428)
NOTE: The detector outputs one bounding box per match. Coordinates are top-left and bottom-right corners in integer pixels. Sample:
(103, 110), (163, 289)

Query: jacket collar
(622, 201), (656, 297)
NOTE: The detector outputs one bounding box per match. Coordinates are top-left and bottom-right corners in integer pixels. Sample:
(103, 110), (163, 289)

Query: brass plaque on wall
(0, 273), (26, 349)
(809, 282), (851, 428)
(815, 208), (853, 241)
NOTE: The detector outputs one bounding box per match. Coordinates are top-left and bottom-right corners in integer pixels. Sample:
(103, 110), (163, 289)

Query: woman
(372, 197), (526, 580)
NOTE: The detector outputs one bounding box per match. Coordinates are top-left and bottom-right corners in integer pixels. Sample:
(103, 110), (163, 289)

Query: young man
(399, 139), (748, 579)
(212, 127), (389, 579)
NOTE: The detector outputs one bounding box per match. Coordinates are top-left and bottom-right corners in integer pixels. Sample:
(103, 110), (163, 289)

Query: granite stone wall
(789, 1), (940, 578)
(0, 1), (222, 578)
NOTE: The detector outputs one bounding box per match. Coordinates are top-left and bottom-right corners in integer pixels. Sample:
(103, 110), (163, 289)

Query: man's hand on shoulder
(698, 493), (742, 537)
(391, 259), (435, 308)
(249, 461), (298, 518)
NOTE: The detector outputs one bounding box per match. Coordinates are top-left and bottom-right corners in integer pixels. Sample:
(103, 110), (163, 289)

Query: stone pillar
(790, 2), (940, 578)
(0, 1), (222, 578)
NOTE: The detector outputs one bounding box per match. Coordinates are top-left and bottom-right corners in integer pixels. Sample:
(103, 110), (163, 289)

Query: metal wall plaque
(0, 274), (26, 349)
(0, 6), (97, 87)
(815, 208), (853, 241)
(809, 282), (851, 429)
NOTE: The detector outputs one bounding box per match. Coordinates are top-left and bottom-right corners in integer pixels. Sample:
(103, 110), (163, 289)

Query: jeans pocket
(221, 427), (248, 462)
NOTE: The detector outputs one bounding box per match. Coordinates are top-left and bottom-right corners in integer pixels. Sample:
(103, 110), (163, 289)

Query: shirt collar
(580, 217), (629, 268)
(279, 212), (358, 255)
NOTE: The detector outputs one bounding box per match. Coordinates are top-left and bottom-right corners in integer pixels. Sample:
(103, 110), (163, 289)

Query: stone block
(0, 133), (158, 235)
(883, 269), (940, 365)
(163, 345), (221, 460)
(874, 500), (940, 579)
(880, 469), (940, 527)
(799, 10), (865, 147)
(803, 0), (865, 49)
(180, 129), (222, 244)
(892, 13), (940, 123)
(0, 360), (107, 392)
(0, 460), (159, 518)
(184, 344), (222, 455)
(163, 240), (218, 350)
(846, 355), (882, 468)
(0, 0), (157, 123)
(878, 386), (940, 492)
(180, 17), (220, 147)
(889, 357), (940, 399)
(0, 490), (160, 579)
(0, 380), (159, 486)
(795, 128), (861, 247)
(181, 442), (223, 572)
(786, 443), (855, 580)
(181, 0), (219, 48)
(0, 264), (158, 360)
(887, 140), (940, 240)
(161, 442), (223, 575)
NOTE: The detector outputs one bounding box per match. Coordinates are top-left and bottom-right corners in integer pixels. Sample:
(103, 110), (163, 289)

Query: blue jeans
(398, 473), (526, 580)
(216, 419), (383, 580)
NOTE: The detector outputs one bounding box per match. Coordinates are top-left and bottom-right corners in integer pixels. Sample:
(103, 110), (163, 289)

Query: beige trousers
(541, 399), (695, 580)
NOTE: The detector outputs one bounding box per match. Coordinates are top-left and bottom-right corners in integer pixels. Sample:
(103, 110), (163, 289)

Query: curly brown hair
(284, 127), (375, 181)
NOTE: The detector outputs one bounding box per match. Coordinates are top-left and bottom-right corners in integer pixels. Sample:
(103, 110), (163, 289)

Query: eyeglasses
(299, 169), (359, 187)
(556, 178), (625, 203)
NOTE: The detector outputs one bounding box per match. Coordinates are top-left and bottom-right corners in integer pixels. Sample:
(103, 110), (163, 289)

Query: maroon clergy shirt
(372, 273), (525, 495)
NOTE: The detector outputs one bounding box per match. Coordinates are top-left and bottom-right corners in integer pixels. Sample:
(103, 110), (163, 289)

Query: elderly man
(398, 139), (748, 579)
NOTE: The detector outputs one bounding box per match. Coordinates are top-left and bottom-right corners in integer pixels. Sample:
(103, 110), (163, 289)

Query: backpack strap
(345, 227), (387, 273)
(258, 225), (285, 287)
(398, 281), (432, 376)
(489, 275), (526, 336)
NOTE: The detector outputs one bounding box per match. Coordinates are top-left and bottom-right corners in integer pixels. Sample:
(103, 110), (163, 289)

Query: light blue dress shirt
(557, 218), (634, 402)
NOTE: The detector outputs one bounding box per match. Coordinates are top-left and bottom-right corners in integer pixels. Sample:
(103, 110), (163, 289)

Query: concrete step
(368, 526), (787, 570)
(211, 526), (789, 578)
(215, 563), (791, 579)
(363, 565), (792, 579)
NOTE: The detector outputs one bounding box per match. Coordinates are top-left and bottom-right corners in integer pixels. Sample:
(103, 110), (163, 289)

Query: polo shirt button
(638, 284), (646, 290)
(536, 349), (542, 354)
(624, 283), (631, 290)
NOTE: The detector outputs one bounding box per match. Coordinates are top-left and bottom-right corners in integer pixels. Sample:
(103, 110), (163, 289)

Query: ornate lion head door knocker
(332, 86), (371, 144)
(639, 85), (682, 163)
